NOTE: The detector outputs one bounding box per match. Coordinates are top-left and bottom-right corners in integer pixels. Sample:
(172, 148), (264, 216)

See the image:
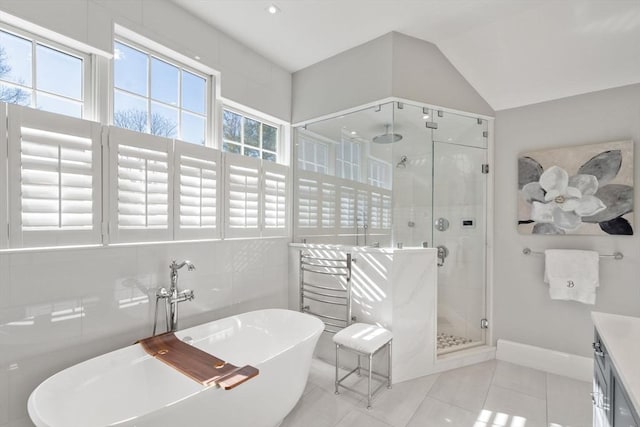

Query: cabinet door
(594, 364), (610, 427)
(613, 378), (640, 427)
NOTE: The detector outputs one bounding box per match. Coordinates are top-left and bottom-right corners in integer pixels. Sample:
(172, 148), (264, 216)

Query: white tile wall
(0, 237), (289, 427)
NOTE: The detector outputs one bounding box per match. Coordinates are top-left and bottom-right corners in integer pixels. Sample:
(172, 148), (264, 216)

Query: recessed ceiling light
(267, 4), (280, 14)
(423, 114), (429, 119)
(350, 131), (357, 135)
(194, 55), (201, 60)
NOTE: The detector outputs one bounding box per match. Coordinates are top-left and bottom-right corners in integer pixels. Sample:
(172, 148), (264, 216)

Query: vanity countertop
(592, 311), (640, 412)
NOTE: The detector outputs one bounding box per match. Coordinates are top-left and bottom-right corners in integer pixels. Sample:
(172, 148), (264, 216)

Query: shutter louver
(297, 177), (319, 228)
(108, 126), (173, 243)
(262, 162), (288, 236)
(382, 194), (392, 229)
(174, 141), (221, 240)
(339, 186), (356, 229)
(8, 105), (101, 248)
(117, 144), (169, 229)
(321, 182), (336, 229)
(225, 153), (260, 237)
(370, 192), (383, 230)
(356, 189), (369, 226)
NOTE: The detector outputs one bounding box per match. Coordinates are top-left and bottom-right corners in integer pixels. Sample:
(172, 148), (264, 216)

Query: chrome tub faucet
(153, 260), (196, 335)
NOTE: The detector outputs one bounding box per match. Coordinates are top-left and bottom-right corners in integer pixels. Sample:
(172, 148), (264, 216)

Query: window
(223, 109), (279, 162)
(174, 141), (221, 240)
(336, 137), (360, 181)
(224, 153), (288, 238)
(0, 28), (87, 118)
(107, 126), (174, 243)
(298, 135), (328, 174)
(7, 105), (102, 248)
(368, 157), (391, 189)
(297, 177), (319, 229)
(113, 40), (209, 145)
(339, 186), (356, 229)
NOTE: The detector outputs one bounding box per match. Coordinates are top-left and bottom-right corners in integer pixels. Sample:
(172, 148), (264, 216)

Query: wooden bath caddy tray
(138, 332), (259, 390)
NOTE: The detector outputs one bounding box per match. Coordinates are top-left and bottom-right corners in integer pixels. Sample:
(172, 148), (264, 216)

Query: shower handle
(437, 245), (449, 267)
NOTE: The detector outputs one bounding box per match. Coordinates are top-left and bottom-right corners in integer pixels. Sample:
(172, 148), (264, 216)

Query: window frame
(0, 103), (7, 249)
(112, 37), (213, 146)
(336, 135), (362, 182)
(367, 155), (392, 189)
(298, 134), (329, 174)
(222, 106), (282, 163)
(0, 23), (92, 120)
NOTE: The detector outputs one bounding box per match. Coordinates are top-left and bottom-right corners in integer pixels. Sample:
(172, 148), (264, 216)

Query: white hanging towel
(544, 249), (600, 305)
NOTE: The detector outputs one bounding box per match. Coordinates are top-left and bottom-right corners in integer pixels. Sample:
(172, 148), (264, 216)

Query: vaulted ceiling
(173, 0), (640, 111)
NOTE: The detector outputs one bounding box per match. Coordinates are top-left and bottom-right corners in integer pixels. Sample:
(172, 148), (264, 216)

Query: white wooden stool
(333, 323), (393, 408)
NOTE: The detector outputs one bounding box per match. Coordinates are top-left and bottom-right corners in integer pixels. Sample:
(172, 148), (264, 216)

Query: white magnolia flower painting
(518, 140), (634, 235)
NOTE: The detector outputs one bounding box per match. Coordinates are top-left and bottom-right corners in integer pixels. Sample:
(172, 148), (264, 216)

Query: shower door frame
(291, 96), (495, 352)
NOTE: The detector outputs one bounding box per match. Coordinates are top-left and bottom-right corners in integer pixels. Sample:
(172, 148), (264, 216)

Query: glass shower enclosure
(293, 100), (489, 356)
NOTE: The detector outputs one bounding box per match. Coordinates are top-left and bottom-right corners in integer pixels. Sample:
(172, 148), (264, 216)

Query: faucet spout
(170, 260), (196, 273)
(153, 260), (196, 335)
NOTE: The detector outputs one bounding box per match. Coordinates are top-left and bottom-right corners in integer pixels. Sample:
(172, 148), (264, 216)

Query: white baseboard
(496, 339), (592, 382)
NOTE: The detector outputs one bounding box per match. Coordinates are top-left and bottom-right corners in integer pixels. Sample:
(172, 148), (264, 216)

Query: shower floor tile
(436, 333), (483, 355)
(282, 358), (592, 427)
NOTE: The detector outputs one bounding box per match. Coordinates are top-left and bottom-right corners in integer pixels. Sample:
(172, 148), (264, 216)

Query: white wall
(493, 83), (640, 358)
(0, 2), (293, 426)
(291, 31), (494, 124)
(0, 238), (289, 426)
(391, 32), (493, 118)
(291, 33), (394, 124)
(0, 0), (292, 121)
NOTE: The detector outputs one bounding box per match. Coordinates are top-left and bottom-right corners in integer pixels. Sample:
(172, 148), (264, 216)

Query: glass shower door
(432, 113), (488, 355)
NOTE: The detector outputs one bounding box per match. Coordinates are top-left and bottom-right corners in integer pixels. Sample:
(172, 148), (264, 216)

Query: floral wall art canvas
(518, 140), (634, 235)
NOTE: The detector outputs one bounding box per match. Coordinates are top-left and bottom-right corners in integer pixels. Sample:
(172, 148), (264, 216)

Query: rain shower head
(372, 124), (402, 144)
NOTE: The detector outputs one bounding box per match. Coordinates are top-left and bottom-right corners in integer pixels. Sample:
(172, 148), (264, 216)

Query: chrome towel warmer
(299, 251), (353, 333)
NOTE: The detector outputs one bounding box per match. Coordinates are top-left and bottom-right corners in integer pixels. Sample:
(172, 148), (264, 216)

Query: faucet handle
(181, 289), (195, 301)
(156, 287), (170, 298)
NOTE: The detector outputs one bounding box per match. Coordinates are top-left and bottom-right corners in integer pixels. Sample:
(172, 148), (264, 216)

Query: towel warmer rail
(299, 251), (353, 333)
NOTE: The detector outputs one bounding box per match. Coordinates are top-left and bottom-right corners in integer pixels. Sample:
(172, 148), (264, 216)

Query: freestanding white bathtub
(28, 309), (324, 427)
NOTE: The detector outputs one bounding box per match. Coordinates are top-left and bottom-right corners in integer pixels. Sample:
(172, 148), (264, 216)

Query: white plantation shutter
(7, 105), (102, 248)
(297, 176), (319, 229)
(225, 153), (260, 237)
(108, 126), (173, 243)
(321, 181), (337, 230)
(370, 191), (383, 230)
(262, 161), (288, 236)
(174, 141), (221, 240)
(356, 189), (369, 226)
(382, 193), (392, 230)
(370, 189), (392, 233)
(339, 185), (356, 229)
(0, 104), (6, 249)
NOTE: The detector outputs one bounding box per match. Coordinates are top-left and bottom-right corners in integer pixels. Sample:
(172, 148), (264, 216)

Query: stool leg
(367, 353), (373, 409)
(357, 354), (361, 376)
(335, 344), (340, 395)
(387, 340), (392, 389)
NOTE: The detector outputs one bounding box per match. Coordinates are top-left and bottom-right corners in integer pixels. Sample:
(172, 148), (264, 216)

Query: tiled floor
(281, 358), (592, 427)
